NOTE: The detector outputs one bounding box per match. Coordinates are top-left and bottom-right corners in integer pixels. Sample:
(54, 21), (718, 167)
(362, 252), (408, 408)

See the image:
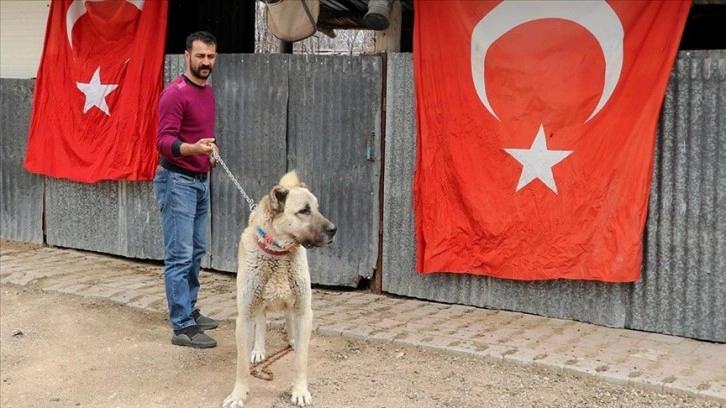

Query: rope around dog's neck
(251, 345), (293, 381)
(211, 149), (257, 212)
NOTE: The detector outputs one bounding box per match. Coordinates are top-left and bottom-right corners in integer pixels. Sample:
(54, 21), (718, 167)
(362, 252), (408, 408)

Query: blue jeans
(153, 169), (210, 331)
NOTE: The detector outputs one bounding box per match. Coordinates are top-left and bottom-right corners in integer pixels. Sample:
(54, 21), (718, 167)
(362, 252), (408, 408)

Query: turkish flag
(24, 0), (168, 182)
(413, 0), (691, 281)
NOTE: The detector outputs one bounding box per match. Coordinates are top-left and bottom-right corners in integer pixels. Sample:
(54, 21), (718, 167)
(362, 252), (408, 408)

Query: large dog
(223, 170), (336, 408)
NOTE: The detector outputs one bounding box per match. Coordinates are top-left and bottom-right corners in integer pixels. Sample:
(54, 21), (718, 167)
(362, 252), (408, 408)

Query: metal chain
(211, 147), (289, 379)
(211, 149), (257, 212)
(250, 345), (293, 381)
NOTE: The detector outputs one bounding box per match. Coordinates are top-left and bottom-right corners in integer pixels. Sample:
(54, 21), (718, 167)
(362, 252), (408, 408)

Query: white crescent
(470, 0), (624, 122)
(66, 0), (145, 49)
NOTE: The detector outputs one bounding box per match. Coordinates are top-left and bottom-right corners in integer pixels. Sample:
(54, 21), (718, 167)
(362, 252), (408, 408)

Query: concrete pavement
(1, 241), (724, 404)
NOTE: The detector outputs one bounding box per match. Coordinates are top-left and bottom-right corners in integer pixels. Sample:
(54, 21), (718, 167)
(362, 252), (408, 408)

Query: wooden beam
(374, 0), (402, 53)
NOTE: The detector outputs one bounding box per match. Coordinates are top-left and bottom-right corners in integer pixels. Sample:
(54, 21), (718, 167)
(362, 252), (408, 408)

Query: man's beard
(191, 64), (213, 80)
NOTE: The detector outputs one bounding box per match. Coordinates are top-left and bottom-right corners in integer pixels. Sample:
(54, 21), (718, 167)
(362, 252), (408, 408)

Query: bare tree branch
(255, 1), (374, 55)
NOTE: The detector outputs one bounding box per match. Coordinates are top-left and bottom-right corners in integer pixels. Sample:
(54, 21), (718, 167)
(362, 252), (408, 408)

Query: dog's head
(257, 170), (336, 249)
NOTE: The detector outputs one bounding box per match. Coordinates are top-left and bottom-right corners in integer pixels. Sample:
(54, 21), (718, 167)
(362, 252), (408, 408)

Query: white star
(504, 124), (573, 194)
(76, 67), (118, 116)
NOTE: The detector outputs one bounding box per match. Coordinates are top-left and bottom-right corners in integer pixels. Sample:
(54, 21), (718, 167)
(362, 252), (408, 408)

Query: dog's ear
(298, 182), (308, 189)
(269, 185), (289, 213)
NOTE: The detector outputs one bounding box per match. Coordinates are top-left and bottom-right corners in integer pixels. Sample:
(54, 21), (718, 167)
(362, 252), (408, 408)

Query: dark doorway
(165, 0), (256, 54)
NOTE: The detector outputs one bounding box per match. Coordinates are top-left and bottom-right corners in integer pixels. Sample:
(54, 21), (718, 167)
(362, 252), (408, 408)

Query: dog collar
(256, 240), (294, 256)
(256, 226), (296, 256)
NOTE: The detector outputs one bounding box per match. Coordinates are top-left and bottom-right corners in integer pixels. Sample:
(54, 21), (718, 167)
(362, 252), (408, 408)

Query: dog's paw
(288, 338), (296, 350)
(249, 348), (266, 364)
(222, 385), (248, 408)
(290, 385), (312, 407)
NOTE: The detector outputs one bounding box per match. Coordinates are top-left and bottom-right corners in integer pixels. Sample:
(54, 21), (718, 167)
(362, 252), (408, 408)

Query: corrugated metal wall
(287, 55), (382, 285)
(208, 54), (290, 273)
(0, 79), (44, 244)
(208, 54), (382, 286)
(22, 57), (187, 261)
(2, 51), (722, 341)
(630, 50), (726, 341)
(45, 178), (166, 260)
(382, 51), (725, 343)
(0, 54), (378, 287)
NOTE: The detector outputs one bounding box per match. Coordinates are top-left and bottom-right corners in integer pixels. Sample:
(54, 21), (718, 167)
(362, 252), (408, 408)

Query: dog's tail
(279, 170), (300, 187)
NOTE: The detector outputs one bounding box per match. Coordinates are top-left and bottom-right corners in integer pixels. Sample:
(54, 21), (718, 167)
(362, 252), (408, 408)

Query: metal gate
(209, 54), (383, 286)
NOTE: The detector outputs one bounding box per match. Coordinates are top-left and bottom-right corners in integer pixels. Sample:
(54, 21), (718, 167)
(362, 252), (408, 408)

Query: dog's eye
(298, 207), (311, 215)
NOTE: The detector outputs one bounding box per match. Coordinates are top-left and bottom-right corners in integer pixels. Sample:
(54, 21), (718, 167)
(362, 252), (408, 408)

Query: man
(153, 31), (219, 348)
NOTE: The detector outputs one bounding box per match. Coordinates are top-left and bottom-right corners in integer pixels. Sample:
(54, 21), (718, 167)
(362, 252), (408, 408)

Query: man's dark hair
(185, 31), (217, 51)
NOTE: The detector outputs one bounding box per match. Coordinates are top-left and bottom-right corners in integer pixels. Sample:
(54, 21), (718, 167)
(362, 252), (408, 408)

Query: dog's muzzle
(302, 223), (337, 248)
(325, 223), (337, 239)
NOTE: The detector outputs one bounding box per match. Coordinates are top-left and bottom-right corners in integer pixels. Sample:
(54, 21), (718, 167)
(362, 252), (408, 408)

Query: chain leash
(250, 345), (294, 381)
(210, 147), (292, 380)
(211, 149), (257, 212)
(210, 148), (291, 380)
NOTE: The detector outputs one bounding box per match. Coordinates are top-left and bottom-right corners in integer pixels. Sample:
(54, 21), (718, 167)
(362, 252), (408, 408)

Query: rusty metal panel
(0, 79), (44, 244)
(382, 52), (725, 342)
(287, 55), (382, 286)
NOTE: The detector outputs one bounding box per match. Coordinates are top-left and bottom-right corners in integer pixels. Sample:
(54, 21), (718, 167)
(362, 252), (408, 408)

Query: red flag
(24, 0), (168, 182)
(413, 0), (691, 281)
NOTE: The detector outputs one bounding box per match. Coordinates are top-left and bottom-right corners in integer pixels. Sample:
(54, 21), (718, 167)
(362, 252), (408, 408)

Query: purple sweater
(157, 75), (216, 173)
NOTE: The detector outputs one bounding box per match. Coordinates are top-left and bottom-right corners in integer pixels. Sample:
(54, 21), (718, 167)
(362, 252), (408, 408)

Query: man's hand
(180, 138), (216, 156)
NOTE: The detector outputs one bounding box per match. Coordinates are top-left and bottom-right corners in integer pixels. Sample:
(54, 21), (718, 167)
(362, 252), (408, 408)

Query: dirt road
(1, 282), (721, 408)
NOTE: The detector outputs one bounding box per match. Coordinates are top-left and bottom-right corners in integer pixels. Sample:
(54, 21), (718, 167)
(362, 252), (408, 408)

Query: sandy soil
(1, 280), (722, 408)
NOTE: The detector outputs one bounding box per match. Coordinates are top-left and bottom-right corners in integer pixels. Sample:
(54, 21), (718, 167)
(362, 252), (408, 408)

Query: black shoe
(171, 325), (217, 349)
(192, 309), (218, 330)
